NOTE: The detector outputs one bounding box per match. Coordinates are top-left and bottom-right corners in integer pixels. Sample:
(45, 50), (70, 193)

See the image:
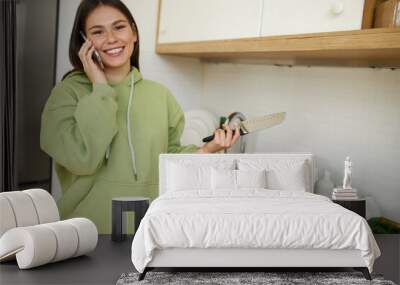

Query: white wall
(53, 0), (400, 223)
(52, 0), (203, 201)
(202, 63), (400, 222)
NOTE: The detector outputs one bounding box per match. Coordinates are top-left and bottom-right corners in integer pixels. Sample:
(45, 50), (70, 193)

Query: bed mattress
(131, 190), (380, 273)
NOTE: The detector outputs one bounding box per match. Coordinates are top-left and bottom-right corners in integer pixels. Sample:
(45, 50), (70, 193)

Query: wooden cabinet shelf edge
(156, 27), (400, 68)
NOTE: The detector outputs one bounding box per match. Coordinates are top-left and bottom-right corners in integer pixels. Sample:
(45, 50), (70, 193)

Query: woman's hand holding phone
(78, 39), (108, 84)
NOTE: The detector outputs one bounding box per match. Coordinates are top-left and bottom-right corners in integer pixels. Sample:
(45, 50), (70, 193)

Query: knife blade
(202, 112), (286, 143)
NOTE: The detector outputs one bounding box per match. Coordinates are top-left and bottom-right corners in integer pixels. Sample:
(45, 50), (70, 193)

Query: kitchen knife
(202, 112), (286, 143)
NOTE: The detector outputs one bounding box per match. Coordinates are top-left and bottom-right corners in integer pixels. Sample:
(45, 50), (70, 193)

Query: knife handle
(202, 129), (246, 143)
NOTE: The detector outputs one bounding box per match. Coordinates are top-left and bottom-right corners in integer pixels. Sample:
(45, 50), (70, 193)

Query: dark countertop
(0, 235), (134, 285)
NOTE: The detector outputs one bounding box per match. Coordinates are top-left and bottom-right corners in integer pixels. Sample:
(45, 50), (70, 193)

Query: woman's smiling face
(84, 5), (136, 69)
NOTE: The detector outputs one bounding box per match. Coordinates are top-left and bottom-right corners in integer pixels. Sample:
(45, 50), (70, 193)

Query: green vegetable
(219, 116), (227, 129)
(368, 217), (400, 234)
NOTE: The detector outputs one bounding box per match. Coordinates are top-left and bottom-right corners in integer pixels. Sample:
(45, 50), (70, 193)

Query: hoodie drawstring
(105, 146), (110, 160)
(127, 72), (138, 180)
(104, 71), (138, 181)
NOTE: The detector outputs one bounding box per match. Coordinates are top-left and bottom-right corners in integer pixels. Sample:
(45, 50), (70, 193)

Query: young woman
(40, 0), (240, 233)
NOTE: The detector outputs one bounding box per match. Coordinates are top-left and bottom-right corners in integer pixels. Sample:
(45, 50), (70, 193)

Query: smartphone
(80, 31), (105, 70)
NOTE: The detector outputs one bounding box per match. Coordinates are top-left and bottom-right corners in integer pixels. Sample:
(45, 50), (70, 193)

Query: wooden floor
(0, 235), (134, 285)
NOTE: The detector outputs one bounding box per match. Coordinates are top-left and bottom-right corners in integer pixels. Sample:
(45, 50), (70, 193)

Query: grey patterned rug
(116, 271), (396, 285)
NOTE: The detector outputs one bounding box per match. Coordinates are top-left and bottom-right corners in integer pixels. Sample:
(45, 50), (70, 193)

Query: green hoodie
(40, 67), (198, 233)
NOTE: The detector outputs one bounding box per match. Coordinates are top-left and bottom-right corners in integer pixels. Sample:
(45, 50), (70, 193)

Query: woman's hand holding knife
(196, 119), (241, 153)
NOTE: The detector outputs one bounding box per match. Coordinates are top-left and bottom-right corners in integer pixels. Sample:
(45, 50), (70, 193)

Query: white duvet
(131, 190), (380, 273)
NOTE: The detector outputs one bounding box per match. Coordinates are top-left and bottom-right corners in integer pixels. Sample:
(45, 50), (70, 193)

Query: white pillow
(211, 168), (236, 190)
(266, 164), (307, 191)
(167, 162), (210, 191)
(236, 169), (267, 189)
(167, 160), (236, 191)
(238, 159), (309, 191)
(211, 168), (267, 190)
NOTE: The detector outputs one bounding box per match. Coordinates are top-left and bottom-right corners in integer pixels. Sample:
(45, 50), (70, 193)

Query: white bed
(131, 153), (380, 280)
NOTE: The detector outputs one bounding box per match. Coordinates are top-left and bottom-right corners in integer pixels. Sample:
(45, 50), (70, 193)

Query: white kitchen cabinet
(260, 0), (365, 36)
(156, 0), (400, 68)
(158, 0), (263, 43)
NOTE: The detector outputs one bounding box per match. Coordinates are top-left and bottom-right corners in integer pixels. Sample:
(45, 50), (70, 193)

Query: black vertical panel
(1, 0), (17, 192)
(14, 0), (59, 192)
